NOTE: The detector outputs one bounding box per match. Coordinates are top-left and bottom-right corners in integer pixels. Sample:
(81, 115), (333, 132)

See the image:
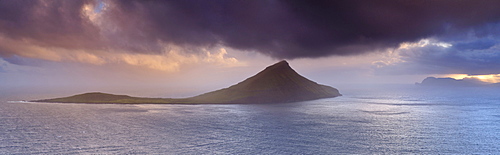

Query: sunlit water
(1, 85), (499, 154)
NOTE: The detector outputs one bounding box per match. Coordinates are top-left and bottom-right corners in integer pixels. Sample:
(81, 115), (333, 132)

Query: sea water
(1, 85), (499, 154)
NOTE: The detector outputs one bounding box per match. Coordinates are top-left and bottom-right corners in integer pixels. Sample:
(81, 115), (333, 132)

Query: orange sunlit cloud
(0, 35), (242, 72)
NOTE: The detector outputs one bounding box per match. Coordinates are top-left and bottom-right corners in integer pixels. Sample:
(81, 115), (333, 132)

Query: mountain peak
(192, 60), (341, 103)
(273, 60), (289, 67)
(261, 60), (290, 72)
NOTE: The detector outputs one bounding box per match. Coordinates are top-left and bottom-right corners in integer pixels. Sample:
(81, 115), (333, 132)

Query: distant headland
(416, 77), (499, 87)
(34, 61), (341, 104)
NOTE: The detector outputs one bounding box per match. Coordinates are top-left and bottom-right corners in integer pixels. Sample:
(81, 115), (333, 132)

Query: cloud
(117, 47), (243, 72)
(0, 38), (242, 72)
(3, 0), (500, 61)
(374, 30), (500, 75)
(4, 0), (500, 79)
(0, 0), (102, 49)
(0, 58), (7, 72)
(105, 0), (500, 59)
(453, 39), (496, 50)
(0, 20), (241, 71)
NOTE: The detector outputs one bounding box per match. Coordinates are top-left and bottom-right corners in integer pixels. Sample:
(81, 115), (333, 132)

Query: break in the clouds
(2, 0), (500, 74)
(374, 22), (500, 75)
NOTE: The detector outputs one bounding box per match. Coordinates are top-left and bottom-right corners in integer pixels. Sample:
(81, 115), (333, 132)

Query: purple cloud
(2, 0), (500, 62)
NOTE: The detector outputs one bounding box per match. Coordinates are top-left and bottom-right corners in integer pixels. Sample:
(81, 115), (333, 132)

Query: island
(416, 77), (489, 87)
(34, 60), (341, 104)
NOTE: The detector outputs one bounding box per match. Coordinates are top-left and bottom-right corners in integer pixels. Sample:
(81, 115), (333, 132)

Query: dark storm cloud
(0, 0), (103, 49)
(2, 0), (500, 59)
(106, 0), (500, 58)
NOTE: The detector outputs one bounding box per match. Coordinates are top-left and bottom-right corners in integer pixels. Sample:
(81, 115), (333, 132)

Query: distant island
(416, 77), (496, 87)
(34, 61), (341, 104)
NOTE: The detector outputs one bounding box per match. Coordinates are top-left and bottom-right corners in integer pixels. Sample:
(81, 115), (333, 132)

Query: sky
(2, 0), (500, 97)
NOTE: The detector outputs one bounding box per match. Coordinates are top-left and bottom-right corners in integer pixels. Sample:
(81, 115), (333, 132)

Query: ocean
(1, 85), (499, 154)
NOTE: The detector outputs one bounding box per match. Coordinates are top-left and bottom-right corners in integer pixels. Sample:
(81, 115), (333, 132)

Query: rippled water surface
(1, 85), (499, 154)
